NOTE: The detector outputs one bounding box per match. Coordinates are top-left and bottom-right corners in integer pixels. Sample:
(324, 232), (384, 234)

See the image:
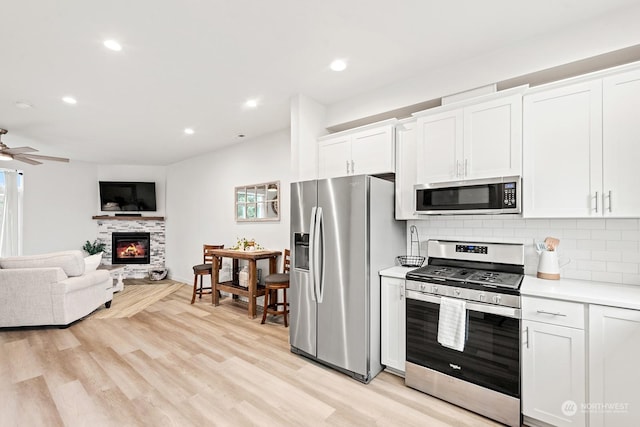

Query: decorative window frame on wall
(235, 181), (280, 222)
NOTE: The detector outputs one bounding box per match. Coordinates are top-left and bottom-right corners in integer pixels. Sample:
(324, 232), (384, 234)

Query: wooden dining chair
(191, 244), (224, 304)
(261, 249), (290, 326)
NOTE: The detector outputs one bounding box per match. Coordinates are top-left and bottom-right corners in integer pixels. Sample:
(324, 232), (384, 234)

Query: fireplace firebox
(112, 232), (151, 265)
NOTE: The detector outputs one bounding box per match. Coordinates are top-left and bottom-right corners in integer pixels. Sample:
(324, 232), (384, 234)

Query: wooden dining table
(211, 248), (282, 318)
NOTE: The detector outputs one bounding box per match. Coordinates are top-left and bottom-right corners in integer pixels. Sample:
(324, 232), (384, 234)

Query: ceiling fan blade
(12, 155), (42, 165)
(22, 153), (70, 163)
(3, 146), (37, 155)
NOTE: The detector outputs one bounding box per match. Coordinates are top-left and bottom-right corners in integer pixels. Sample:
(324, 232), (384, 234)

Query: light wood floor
(0, 282), (501, 427)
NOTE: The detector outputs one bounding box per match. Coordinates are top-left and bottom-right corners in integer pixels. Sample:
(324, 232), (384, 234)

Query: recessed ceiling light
(330, 59), (347, 72)
(62, 96), (77, 105)
(245, 99), (258, 108)
(15, 101), (33, 109)
(103, 39), (122, 51)
(184, 128), (195, 135)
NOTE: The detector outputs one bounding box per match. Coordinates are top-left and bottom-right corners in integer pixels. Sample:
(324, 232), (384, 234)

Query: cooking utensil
(544, 237), (560, 251)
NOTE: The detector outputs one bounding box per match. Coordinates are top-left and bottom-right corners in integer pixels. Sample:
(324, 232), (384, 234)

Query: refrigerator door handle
(313, 207), (323, 303)
(317, 207), (326, 304)
(309, 206), (318, 302)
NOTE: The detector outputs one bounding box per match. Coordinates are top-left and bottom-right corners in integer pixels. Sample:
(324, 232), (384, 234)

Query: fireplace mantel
(92, 215), (165, 221)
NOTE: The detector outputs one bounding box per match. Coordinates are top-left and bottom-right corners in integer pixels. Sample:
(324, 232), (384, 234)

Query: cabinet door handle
(351, 160), (355, 174)
(536, 309), (567, 317)
(346, 161), (350, 175)
(607, 190), (612, 213)
(400, 286), (405, 299)
(464, 159), (468, 177)
(595, 191), (599, 213)
(524, 326), (529, 349)
(456, 161), (461, 177)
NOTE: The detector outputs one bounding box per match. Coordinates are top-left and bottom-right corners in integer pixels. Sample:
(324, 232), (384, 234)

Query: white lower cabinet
(522, 297), (586, 427)
(380, 276), (405, 374)
(589, 305), (640, 427)
(522, 296), (640, 427)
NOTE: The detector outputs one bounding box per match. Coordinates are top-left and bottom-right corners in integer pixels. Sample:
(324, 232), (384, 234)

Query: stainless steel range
(405, 239), (524, 427)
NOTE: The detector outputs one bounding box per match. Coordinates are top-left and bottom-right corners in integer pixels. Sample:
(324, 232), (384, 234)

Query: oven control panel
(456, 244), (488, 254)
(405, 280), (521, 309)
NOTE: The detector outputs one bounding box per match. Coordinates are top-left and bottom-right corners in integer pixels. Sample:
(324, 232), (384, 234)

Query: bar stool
(261, 249), (290, 327)
(191, 244), (224, 304)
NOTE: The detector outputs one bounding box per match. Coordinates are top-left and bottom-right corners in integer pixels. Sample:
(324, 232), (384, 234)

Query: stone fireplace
(95, 216), (165, 279)
(112, 232), (151, 264)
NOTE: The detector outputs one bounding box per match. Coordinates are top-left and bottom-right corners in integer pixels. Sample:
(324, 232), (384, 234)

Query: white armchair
(0, 250), (113, 327)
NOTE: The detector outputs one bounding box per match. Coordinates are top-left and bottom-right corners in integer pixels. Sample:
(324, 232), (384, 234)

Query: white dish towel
(437, 297), (467, 352)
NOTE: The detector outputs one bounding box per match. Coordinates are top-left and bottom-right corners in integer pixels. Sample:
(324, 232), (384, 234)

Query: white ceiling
(1, 0), (639, 165)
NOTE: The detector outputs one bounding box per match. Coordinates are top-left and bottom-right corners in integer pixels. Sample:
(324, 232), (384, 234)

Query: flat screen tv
(99, 181), (157, 212)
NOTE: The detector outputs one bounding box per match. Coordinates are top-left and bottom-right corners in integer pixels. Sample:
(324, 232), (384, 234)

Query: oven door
(406, 290), (521, 398)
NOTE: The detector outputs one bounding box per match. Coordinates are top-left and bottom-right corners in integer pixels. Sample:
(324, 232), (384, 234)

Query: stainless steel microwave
(414, 176), (521, 215)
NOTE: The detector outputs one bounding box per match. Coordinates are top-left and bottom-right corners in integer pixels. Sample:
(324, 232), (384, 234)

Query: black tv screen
(99, 181), (157, 212)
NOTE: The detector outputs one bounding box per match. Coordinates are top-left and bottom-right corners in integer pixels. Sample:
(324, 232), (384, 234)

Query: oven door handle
(406, 290), (521, 319)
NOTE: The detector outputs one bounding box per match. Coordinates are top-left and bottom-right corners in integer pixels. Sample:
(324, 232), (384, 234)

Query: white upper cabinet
(317, 134), (351, 179)
(416, 91), (522, 184)
(395, 119), (419, 220)
(416, 109), (462, 183)
(524, 64), (640, 218)
(350, 125), (395, 175)
(602, 68), (640, 217)
(318, 121), (395, 179)
(523, 80), (603, 217)
(463, 94), (522, 179)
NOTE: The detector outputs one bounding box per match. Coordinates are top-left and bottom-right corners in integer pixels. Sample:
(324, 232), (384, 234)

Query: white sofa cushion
(0, 250), (85, 277)
(0, 267), (68, 287)
(84, 252), (103, 272)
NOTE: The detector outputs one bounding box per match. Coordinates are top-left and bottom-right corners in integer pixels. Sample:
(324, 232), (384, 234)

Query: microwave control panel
(503, 183), (517, 207)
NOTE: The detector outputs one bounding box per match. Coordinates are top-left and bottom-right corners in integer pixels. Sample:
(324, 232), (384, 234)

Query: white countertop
(521, 275), (640, 311)
(378, 266), (640, 311)
(379, 266), (417, 279)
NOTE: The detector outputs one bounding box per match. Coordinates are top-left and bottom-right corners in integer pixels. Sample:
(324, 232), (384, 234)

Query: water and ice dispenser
(294, 232), (309, 270)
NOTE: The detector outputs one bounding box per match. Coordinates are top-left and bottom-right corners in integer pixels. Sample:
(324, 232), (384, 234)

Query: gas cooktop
(406, 265), (523, 290)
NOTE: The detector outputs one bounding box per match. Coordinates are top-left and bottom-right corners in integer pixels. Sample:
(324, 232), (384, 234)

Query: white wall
(18, 160), (167, 255)
(165, 129), (292, 283)
(325, 5), (640, 128)
(21, 160), (98, 255)
(290, 94), (326, 181)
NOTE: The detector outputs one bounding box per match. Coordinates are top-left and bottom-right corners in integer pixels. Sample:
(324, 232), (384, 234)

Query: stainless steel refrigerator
(290, 175), (405, 383)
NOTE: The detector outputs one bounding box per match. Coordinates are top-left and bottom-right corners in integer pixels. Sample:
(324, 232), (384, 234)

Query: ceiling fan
(0, 128), (69, 165)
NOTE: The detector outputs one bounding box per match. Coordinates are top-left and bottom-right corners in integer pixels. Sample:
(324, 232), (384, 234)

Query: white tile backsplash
(607, 262), (639, 274)
(592, 271), (623, 283)
(623, 252), (640, 263)
(623, 273), (640, 285)
(408, 216), (640, 286)
(592, 250), (622, 262)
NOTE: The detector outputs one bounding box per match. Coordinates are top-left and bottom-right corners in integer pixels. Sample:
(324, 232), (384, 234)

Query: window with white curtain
(0, 169), (24, 257)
